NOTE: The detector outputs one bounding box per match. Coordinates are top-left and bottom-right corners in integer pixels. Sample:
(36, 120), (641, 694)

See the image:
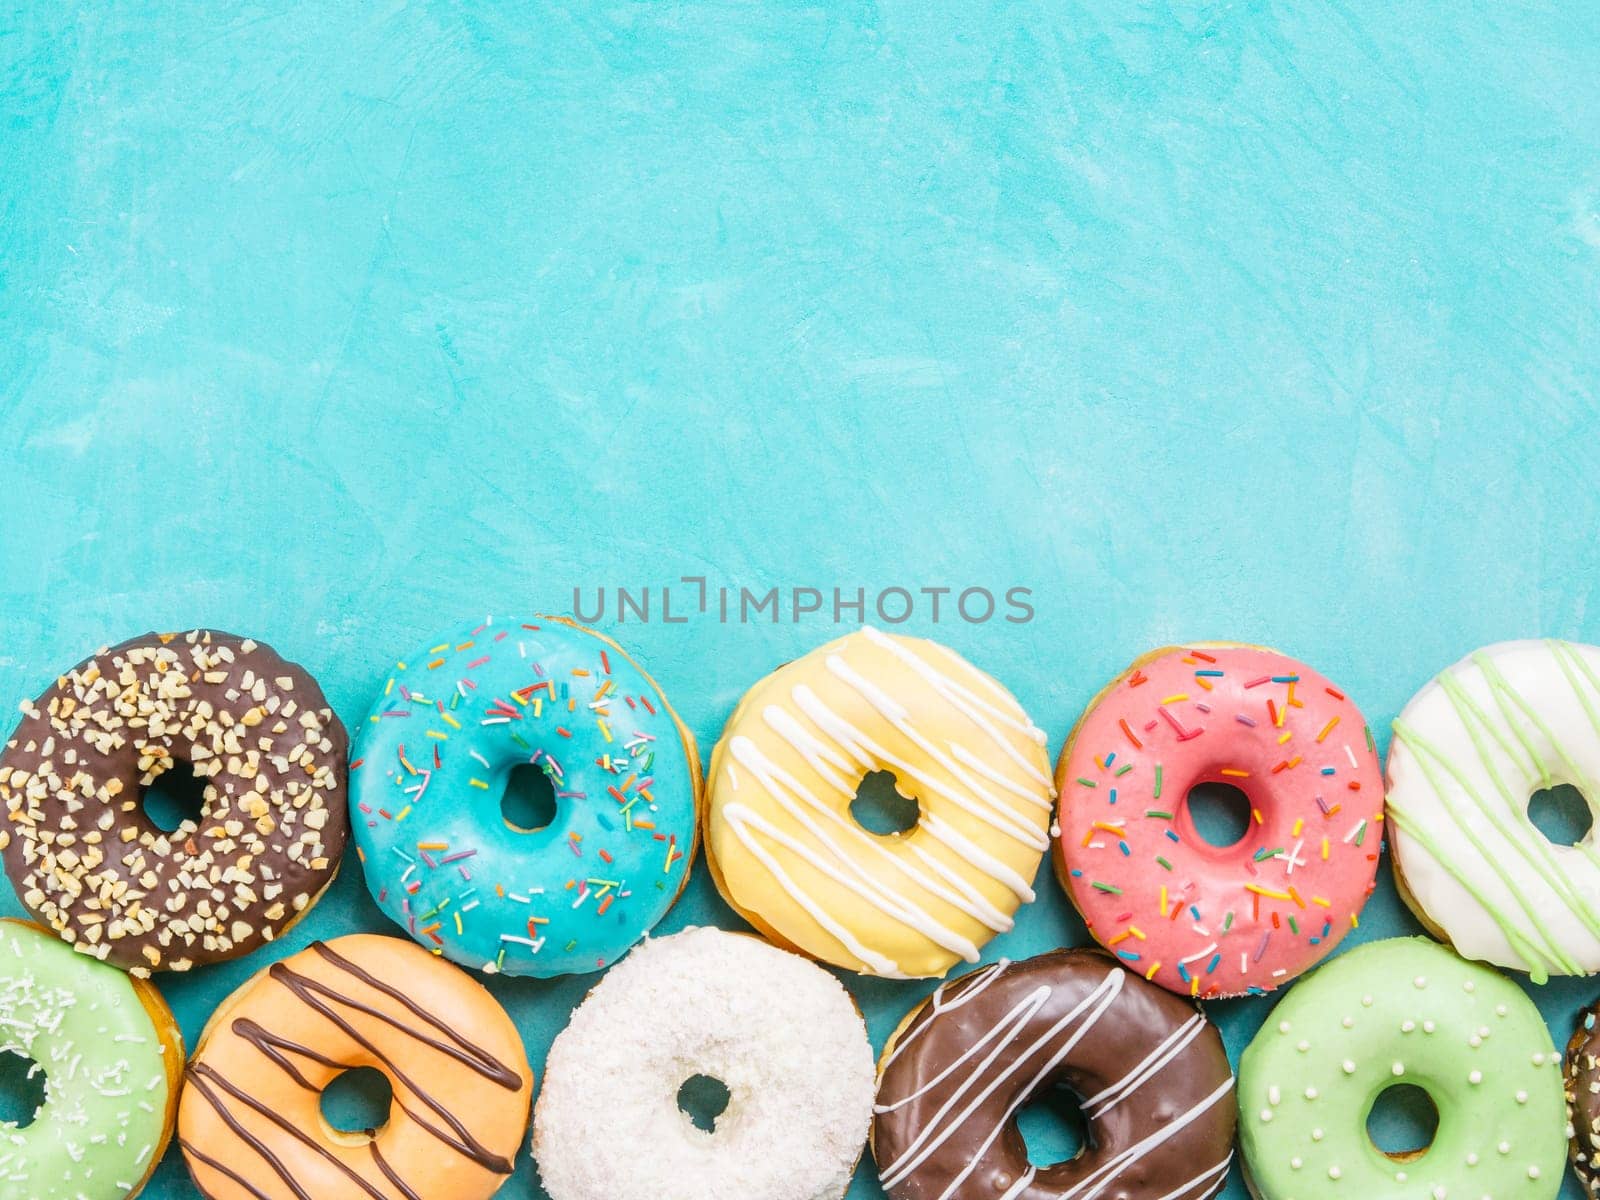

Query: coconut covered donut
(704, 627), (1054, 979)
(0, 918), (184, 1200)
(1055, 643), (1383, 997)
(1386, 638), (1600, 982)
(0, 630), (348, 975)
(532, 926), (875, 1200)
(178, 933), (532, 1200)
(872, 948), (1236, 1200)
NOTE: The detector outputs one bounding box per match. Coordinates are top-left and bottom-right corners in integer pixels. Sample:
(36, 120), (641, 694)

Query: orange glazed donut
(178, 934), (532, 1200)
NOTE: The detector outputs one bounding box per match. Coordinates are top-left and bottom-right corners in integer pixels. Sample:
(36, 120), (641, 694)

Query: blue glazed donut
(351, 615), (701, 977)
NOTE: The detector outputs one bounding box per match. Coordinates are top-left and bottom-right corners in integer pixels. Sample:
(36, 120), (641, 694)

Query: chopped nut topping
(0, 630), (348, 972)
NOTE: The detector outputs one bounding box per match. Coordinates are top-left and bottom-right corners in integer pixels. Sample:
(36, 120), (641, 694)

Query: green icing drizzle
(1388, 641), (1600, 983)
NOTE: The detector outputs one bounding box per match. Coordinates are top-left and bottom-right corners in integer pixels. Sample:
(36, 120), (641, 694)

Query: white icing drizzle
(878, 959), (1009, 1073)
(950, 741), (1055, 809)
(722, 752), (987, 962)
(877, 971), (1127, 1190)
(1080, 1013), (1207, 1117)
(720, 804), (906, 978)
(919, 813), (1037, 901)
(1148, 1154), (1234, 1200)
(712, 629), (1052, 976)
(1056, 1077), (1233, 1200)
(876, 960), (1233, 1200)
(862, 625), (1053, 764)
(819, 660), (1048, 846)
(733, 725), (1018, 934)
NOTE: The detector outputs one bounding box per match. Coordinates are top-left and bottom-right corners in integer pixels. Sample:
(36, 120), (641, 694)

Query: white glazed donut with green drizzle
(1385, 639), (1600, 981)
(0, 918), (183, 1199)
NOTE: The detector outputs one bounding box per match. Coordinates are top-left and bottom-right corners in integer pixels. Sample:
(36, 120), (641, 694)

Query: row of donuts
(351, 623), (1600, 998)
(8, 907), (1597, 1200)
(2, 622), (1599, 1199)
(6, 622), (1591, 994)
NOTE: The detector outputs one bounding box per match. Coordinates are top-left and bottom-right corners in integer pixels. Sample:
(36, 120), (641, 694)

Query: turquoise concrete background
(4, 3), (1600, 1197)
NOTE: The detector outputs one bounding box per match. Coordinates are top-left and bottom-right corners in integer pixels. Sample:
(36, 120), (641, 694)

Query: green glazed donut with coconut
(0, 919), (184, 1199)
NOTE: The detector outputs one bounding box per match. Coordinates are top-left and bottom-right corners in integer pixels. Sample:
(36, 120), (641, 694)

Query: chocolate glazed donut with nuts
(0, 629), (348, 974)
(872, 948), (1235, 1200)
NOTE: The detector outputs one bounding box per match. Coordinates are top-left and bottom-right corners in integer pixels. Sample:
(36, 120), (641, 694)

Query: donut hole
(0, 1049), (46, 1128)
(502, 762), (558, 833)
(1184, 781), (1252, 849)
(141, 758), (209, 834)
(1015, 1081), (1088, 1167)
(1365, 1083), (1439, 1162)
(319, 1067), (393, 1142)
(676, 1073), (730, 1133)
(1528, 783), (1593, 846)
(850, 770), (919, 837)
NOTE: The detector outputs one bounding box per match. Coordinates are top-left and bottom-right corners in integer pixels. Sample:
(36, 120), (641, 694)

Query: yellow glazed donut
(704, 627), (1054, 978)
(177, 933), (532, 1200)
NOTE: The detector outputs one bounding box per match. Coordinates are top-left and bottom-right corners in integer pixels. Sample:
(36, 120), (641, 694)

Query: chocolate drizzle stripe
(310, 940), (522, 1088)
(371, 1142), (426, 1200)
(187, 940), (524, 1199)
(184, 1071), (318, 1200)
(231, 1018), (338, 1091)
(389, 1093), (515, 1176)
(262, 958), (516, 1172)
(179, 1137), (277, 1200)
(188, 1064), (393, 1200)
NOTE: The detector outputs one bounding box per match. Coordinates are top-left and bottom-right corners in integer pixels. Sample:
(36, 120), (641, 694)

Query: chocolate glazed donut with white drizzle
(871, 949), (1235, 1200)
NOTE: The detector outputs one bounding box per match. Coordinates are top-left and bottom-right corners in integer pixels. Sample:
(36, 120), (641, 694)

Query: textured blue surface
(3, 4), (1600, 1198)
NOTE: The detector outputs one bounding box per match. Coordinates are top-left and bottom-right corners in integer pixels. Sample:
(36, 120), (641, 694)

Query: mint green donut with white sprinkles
(0, 919), (183, 1200)
(351, 615), (702, 977)
(1238, 936), (1566, 1200)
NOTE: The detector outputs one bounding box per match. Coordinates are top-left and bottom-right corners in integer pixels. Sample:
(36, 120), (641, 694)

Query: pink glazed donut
(1054, 643), (1384, 997)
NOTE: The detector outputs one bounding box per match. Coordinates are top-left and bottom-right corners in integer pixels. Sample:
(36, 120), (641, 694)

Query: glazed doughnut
(1565, 995), (1600, 1195)
(1238, 936), (1566, 1199)
(351, 615), (700, 977)
(1054, 643), (1383, 997)
(0, 630), (348, 974)
(0, 917), (184, 1200)
(532, 926), (875, 1200)
(705, 626), (1054, 979)
(1386, 638), (1600, 982)
(873, 948), (1236, 1200)
(178, 933), (532, 1200)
